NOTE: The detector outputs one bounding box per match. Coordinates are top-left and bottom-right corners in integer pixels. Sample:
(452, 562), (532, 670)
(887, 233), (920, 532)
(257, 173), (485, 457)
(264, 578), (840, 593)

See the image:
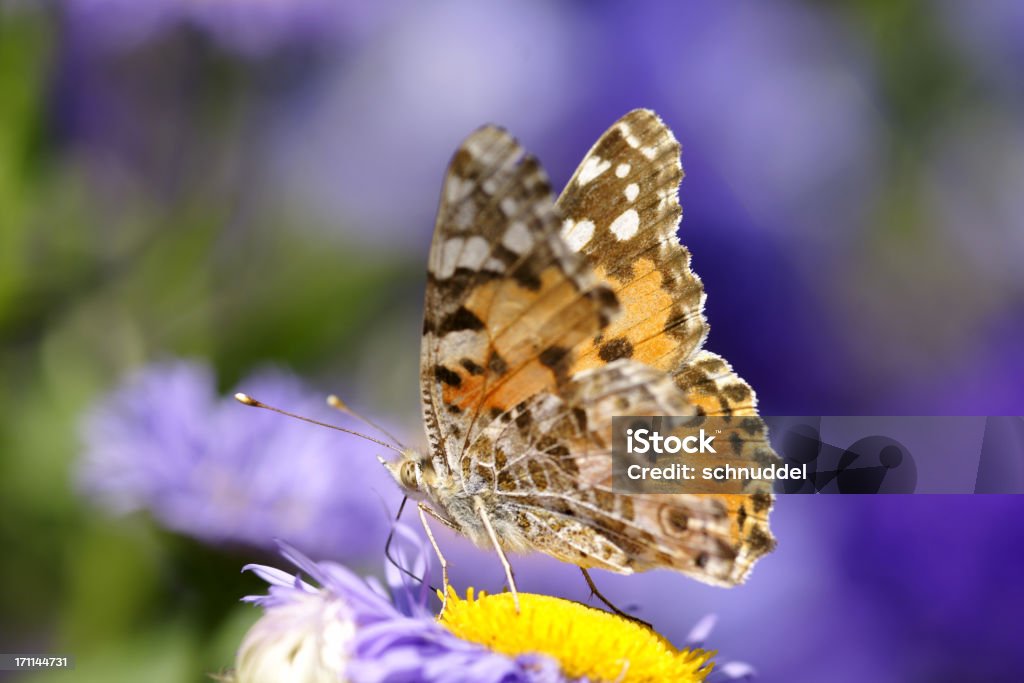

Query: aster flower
(229, 539), (566, 683)
(77, 359), (400, 562)
(441, 589), (714, 682)
(227, 536), (740, 683)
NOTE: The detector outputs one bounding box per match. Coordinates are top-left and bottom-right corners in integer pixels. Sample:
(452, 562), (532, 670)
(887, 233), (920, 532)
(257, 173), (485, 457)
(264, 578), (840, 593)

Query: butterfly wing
(463, 359), (776, 585)
(421, 114), (778, 586)
(557, 108), (707, 377)
(552, 109), (779, 580)
(556, 109), (762, 416)
(421, 126), (619, 480)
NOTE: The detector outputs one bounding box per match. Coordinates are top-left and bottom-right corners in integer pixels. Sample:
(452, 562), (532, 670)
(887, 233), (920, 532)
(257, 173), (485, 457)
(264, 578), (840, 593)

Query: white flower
(234, 580), (354, 683)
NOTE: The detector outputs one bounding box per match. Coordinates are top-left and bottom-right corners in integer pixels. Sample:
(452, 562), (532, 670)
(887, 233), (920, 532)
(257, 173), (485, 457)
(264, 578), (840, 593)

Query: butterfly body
(386, 110), (778, 588)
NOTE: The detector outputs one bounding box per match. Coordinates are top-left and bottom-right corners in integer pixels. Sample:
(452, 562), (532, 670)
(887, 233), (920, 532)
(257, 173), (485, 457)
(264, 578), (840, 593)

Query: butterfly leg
(580, 567), (652, 629)
(417, 503), (453, 614)
(472, 496), (520, 613)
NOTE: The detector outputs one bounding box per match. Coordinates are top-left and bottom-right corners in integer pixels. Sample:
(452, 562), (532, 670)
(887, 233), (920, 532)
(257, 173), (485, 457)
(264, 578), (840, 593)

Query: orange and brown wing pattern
(421, 126), (618, 478)
(463, 359), (772, 585)
(554, 109), (778, 580)
(672, 350), (759, 417)
(418, 112), (777, 586)
(557, 109), (707, 378)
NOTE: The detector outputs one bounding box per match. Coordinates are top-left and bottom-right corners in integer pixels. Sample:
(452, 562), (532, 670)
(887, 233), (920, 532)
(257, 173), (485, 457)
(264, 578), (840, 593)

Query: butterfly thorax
(384, 447), (532, 552)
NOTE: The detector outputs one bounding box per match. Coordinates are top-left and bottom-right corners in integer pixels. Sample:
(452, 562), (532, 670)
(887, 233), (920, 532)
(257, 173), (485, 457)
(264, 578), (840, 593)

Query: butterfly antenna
(327, 394), (407, 450)
(384, 497), (426, 585)
(234, 393), (404, 454)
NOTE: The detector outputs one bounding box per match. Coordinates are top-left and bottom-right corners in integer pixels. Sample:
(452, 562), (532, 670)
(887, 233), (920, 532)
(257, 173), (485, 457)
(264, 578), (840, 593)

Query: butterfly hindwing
(462, 359), (772, 585)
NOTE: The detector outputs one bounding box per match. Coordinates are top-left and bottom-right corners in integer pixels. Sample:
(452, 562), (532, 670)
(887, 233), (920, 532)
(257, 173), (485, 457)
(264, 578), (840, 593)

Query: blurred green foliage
(0, 11), (418, 682)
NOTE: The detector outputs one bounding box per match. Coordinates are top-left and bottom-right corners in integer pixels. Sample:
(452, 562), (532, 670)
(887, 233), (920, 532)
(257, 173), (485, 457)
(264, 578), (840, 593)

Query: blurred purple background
(2, 0), (1023, 681)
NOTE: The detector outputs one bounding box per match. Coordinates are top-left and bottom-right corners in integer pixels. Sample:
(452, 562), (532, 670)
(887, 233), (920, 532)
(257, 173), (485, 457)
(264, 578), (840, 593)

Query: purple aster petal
(237, 542), (569, 683)
(77, 359), (401, 562)
(685, 613), (718, 648)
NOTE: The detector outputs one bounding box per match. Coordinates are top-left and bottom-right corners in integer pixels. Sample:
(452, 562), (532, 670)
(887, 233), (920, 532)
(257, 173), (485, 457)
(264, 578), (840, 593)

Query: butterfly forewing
(558, 109), (707, 377)
(421, 126), (618, 480)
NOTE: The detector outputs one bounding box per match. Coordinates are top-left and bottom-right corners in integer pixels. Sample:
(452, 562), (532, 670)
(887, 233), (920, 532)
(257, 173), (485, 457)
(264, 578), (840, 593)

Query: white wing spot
(609, 209), (640, 240)
(619, 123), (641, 148)
(452, 201), (476, 230)
(438, 237), (464, 278)
(624, 183), (639, 202)
(561, 218), (595, 252)
(615, 163), (631, 178)
(640, 146), (657, 160)
(499, 197), (518, 216)
(502, 221), (533, 253)
(439, 329), (481, 356)
(458, 235), (491, 270)
(577, 156), (611, 186)
(445, 176), (473, 204)
(482, 178), (498, 195)
(657, 187), (676, 210)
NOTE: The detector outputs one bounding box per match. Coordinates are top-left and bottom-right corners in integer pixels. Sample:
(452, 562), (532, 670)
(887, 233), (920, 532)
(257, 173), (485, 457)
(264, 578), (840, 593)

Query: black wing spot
(750, 491), (772, 513)
(571, 407), (588, 432)
(598, 337), (634, 362)
(664, 507), (689, 534)
(746, 525), (776, 555)
(512, 263), (541, 291)
(439, 306), (485, 334)
(723, 383), (752, 403)
(434, 365), (462, 387)
(539, 346), (569, 370)
(460, 358), (485, 375)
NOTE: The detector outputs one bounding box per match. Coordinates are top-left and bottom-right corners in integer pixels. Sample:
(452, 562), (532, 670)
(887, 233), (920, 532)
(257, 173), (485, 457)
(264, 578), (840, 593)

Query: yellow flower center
(439, 589), (714, 683)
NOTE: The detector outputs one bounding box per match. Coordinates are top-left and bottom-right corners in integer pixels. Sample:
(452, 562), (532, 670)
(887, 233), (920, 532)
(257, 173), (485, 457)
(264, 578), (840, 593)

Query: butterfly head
(379, 449), (437, 498)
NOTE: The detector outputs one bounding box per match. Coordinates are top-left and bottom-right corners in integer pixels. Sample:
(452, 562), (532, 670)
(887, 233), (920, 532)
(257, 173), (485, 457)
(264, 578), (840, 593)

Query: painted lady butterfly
(383, 110), (778, 608)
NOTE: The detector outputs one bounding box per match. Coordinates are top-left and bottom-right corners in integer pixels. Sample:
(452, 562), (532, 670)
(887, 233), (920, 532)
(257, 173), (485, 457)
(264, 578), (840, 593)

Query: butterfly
(382, 109), (778, 610)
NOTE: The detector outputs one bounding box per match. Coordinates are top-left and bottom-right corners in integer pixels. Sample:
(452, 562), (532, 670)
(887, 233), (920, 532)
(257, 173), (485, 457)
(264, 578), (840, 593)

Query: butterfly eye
(399, 461), (418, 489)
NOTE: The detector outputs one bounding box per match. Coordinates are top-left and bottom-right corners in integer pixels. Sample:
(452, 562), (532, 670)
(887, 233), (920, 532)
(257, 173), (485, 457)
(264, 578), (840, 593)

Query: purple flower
(230, 530), (745, 682)
(266, 0), (585, 246)
(78, 359), (401, 562)
(231, 538), (566, 683)
(62, 0), (387, 57)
